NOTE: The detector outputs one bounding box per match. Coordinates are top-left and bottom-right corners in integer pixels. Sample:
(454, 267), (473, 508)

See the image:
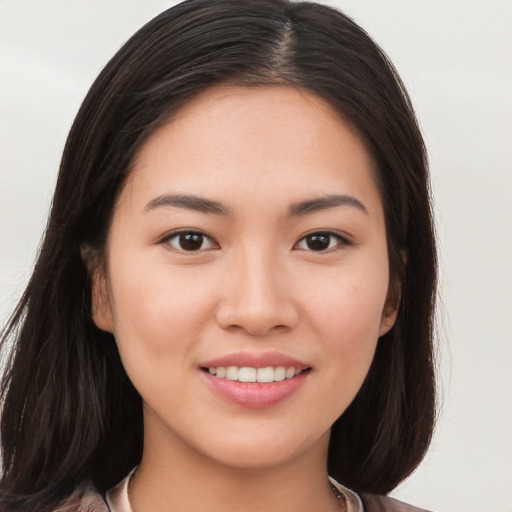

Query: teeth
(257, 367), (274, 383)
(274, 367), (286, 381)
(207, 366), (303, 383)
(285, 367), (296, 379)
(226, 366), (238, 380)
(239, 367), (257, 382)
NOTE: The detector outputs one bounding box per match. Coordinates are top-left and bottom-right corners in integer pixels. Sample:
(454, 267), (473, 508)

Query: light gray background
(1, 1), (511, 511)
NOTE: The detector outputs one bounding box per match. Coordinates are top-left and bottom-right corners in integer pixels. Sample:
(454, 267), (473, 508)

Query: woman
(0, 1), (437, 511)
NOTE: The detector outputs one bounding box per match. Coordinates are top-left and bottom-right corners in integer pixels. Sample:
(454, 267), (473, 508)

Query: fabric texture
(360, 493), (432, 512)
(56, 472), (432, 512)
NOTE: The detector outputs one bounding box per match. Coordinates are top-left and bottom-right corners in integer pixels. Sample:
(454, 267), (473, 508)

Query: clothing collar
(106, 468), (363, 512)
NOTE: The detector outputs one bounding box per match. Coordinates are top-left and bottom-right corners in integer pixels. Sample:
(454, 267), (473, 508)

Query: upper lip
(201, 351), (310, 369)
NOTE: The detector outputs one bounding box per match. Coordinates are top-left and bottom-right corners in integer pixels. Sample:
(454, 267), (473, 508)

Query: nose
(215, 249), (300, 336)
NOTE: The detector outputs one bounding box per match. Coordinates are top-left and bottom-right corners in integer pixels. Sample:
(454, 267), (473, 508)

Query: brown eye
(166, 231), (217, 252)
(179, 233), (204, 251)
(296, 231), (348, 252)
(305, 233), (330, 251)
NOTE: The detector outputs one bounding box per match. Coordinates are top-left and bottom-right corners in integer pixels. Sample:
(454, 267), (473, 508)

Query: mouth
(199, 354), (312, 408)
(199, 352), (312, 407)
(201, 365), (310, 383)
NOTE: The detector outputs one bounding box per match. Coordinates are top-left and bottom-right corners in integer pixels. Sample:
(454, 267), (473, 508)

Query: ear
(379, 250), (406, 337)
(81, 245), (114, 333)
(91, 269), (114, 332)
(379, 298), (399, 337)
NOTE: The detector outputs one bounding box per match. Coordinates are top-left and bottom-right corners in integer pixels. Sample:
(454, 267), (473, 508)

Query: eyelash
(162, 230), (219, 252)
(160, 230), (351, 253)
(294, 231), (351, 252)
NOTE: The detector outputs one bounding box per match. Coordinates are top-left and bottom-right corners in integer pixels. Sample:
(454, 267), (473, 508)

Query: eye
(164, 230), (218, 252)
(295, 231), (349, 252)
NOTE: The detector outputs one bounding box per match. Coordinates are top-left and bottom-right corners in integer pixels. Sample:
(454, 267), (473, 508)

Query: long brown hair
(0, 1), (437, 510)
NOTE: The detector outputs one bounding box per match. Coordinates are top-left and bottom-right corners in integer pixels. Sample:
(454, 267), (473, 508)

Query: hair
(0, 1), (437, 510)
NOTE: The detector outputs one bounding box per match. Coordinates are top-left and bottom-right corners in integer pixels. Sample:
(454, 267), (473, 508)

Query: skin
(92, 85), (398, 512)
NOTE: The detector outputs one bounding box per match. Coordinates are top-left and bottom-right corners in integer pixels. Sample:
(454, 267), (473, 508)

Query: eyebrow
(287, 194), (368, 216)
(144, 193), (367, 217)
(144, 194), (231, 215)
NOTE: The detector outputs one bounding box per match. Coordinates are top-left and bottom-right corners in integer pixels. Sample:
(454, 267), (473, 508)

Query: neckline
(106, 468), (364, 512)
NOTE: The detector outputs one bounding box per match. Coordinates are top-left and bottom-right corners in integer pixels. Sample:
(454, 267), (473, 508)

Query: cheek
(304, 265), (388, 380)
(307, 268), (388, 336)
(106, 253), (214, 363)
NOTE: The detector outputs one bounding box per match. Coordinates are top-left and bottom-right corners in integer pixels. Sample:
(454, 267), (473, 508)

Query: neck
(129, 423), (341, 512)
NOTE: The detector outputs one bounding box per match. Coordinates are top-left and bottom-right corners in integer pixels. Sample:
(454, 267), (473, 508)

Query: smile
(200, 352), (311, 407)
(206, 366), (304, 383)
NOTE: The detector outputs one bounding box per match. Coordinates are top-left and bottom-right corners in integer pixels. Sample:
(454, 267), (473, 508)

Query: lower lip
(201, 370), (309, 409)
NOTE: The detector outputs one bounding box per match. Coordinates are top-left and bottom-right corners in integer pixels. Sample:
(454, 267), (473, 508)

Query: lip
(200, 351), (310, 370)
(201, 370), (309, 408)
(199, 351), (311, 409)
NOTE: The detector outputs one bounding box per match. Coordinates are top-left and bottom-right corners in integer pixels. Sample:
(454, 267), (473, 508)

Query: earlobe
(379, 303), (398, 337)
(81, 244), (114, 333)
(91, 271), (114, 333)
(380, 250), (406, 337)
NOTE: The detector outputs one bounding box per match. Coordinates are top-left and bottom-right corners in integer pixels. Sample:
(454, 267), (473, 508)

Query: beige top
(105, 469), (364, 512)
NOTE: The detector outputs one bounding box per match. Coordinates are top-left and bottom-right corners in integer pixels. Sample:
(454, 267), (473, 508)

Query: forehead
(121, 85), (383, 222)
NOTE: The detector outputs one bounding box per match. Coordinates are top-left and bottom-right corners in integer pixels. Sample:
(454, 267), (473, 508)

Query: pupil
(179, 233), (203, 251)
(307, 233), (330, 251)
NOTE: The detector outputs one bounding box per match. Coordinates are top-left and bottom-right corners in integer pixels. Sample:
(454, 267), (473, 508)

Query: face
(92, 86), (397, 471)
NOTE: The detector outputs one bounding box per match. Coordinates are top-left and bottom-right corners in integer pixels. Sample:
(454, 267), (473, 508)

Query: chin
(208, 448), (302, 471)
(193, 427), (329, 472)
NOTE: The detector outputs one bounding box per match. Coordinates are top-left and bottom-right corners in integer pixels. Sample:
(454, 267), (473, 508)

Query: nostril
(214, 298), (300, 336)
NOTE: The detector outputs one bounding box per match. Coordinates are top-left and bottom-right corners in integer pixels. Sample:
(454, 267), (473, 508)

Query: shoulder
(329, 478), (432, 512)
(50, 485), (109, 512)
(360, 492), (433, 512)
(76, 487), (109, 512)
